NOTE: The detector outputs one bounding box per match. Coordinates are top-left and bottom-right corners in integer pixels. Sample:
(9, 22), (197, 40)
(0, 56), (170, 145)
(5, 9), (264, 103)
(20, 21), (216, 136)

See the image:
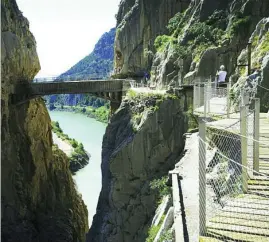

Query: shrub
(146, 215), (165, 242)
(167, 12), (184, 34)
(150, 176), (170, 197)
(70, 139), (78, 148)
(127, 89), (138, 99)
(154, 35), (175, 52)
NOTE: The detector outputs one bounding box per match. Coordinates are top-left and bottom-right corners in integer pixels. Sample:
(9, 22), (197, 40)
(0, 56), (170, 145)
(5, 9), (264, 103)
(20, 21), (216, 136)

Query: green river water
(49, 111), (107, 226)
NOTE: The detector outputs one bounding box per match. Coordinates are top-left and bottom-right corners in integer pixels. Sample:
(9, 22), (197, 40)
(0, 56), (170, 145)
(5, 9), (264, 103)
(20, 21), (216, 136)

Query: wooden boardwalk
(201, 114), (269, 242)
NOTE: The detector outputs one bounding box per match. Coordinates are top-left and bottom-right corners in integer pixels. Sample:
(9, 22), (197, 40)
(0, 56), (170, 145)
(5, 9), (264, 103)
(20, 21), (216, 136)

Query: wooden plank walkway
(201, 114), (269, 242)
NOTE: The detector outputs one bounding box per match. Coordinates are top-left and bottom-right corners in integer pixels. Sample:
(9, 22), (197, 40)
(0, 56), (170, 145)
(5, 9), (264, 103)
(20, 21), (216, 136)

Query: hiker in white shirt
(216, 65), (227, 86)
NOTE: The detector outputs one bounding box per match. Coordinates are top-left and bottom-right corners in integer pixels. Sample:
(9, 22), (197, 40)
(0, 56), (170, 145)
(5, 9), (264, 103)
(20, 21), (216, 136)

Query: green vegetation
(229, 15), (251, 37)
(57, 28), (115, 81)
(51, 121), (89, 173)
(126, 90), (178, 131)
(154, 13), (226, 64)
(146, 215), (165, 242)
(46, 94), (110, 123)
(126, 90), (178, 132)
(154, 35), (176, 52)
(186, 105), (198, 131)
(167, 12), (184, 35)
(58, 105), (109, 123)
(258, 32), (269, 57)
(159, 230), (173, 241)
(150, 176), (171, 198)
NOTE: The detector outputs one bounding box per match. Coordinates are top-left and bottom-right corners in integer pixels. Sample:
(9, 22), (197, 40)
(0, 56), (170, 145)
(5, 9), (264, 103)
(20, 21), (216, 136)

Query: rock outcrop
(114, 0), (190, 77)
(88, 92), (188, 241)
(1, 0), (88, 241)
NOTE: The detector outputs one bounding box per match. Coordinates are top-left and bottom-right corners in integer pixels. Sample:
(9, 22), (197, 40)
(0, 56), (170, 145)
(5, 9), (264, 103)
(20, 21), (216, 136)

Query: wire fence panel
(197, 93), (269, 240)
(194, 82), (233, 118)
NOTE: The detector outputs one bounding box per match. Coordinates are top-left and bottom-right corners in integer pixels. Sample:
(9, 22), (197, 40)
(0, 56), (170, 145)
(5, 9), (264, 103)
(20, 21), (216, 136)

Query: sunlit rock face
(114, 0), (268, 90)
(114, 0), (190, 77)
(1, 0), (88, 241)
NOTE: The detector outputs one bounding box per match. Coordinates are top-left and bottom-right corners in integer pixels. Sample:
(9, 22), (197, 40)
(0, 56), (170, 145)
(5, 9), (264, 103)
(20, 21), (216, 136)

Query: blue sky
(17, 0), (121, 77)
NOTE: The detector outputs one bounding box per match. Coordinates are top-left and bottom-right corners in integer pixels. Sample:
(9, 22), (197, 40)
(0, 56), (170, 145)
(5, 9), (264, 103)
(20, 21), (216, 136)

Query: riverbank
(51, 121), (90, 173)
(49, 105), (109, 123)
(52, 132), (74, 156)
(49, 111), (106, 226)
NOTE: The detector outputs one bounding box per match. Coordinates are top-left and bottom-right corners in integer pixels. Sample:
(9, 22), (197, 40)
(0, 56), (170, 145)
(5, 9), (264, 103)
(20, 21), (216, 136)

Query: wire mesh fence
(193, 81), (231, 118)
(198, 96), (269, 241)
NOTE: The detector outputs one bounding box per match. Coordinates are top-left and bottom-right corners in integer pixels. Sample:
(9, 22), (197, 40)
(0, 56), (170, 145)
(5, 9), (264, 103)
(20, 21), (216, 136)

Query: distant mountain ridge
(57, 27), (115, 81)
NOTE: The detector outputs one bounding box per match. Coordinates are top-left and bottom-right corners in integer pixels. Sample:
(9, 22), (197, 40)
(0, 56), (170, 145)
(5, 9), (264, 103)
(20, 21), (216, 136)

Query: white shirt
(217, 70), (227, 82)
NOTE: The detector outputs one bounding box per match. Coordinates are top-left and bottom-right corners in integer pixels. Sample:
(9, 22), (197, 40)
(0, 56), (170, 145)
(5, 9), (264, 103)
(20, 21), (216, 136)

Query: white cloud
(16, 0), (120, 77)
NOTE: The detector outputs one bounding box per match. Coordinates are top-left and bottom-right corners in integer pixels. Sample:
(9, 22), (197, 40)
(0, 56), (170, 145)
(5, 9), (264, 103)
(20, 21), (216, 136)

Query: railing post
(193, 83), (197, 111)
(240, 89), (248, 193)
(253, 98), (260, 173)
(198, 83), (201, 107)
(207, 79), (211, 114)
(227, 82), (231, 118)
(204, 83), (207, 117)
(199, 117), (206, 236)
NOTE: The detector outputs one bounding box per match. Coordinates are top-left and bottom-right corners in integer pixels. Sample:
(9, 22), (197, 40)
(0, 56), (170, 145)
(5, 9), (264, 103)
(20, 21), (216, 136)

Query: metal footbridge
(11, 79), (131, 106)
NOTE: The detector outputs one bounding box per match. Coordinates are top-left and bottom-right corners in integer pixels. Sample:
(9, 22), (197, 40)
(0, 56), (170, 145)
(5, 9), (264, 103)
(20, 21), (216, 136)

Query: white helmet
(220, 65), (225, 70)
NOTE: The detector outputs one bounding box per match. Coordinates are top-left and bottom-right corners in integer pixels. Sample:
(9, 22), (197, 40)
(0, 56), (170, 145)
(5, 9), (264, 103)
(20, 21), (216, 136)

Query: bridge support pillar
(110, 101), (121, 117)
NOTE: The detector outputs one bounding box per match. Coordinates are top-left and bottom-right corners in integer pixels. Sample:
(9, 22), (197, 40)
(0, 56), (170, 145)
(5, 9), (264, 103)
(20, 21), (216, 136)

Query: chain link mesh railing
(193, 81), (232, 118)
(198, 97), (269, 241)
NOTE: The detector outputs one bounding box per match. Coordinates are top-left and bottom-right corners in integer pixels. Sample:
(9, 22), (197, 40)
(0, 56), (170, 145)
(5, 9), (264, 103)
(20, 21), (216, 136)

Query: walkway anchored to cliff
(169, 81), (269, 241)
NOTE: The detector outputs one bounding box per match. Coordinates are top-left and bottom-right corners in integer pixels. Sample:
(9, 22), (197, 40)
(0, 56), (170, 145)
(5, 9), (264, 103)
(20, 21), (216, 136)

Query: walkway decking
(201, 114), (269, 242)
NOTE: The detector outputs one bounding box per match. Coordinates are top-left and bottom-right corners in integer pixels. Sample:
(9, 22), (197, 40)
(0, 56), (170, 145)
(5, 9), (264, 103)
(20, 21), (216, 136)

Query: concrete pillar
(110, 101), (120, 116)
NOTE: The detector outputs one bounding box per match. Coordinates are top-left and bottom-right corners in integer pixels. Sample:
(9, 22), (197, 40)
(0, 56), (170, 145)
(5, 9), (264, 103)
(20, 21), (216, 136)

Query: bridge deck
(13, 80), (130, 96)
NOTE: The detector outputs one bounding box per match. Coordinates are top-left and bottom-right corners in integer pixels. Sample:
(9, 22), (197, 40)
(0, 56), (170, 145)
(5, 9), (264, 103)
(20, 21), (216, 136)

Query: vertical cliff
(88, 92), (188, 241)
(1, 0), (88, 241)
(114, 0), (190, 77)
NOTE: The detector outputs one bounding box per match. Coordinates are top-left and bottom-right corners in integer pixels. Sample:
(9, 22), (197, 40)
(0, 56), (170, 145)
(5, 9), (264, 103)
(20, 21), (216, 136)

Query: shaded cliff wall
(1, 0), (88, 241)
(88, 93), (188, 241)
(114, 0), (190, 76)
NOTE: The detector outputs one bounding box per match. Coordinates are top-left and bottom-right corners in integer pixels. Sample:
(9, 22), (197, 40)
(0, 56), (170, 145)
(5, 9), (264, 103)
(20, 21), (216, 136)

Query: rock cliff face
(114, 0), (190, 76)
(1, 1), (88, 241)
(149, 0), (269, 86)
(114, 0), (269, 109)
(88, 93), (188, 241)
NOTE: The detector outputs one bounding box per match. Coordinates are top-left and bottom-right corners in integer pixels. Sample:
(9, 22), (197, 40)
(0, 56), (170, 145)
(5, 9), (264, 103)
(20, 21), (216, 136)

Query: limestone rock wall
(88, 94), (188, 241)
(114, 0), (190, 76)
(150, 0), (269, 87)
(1, 0), (88, 241)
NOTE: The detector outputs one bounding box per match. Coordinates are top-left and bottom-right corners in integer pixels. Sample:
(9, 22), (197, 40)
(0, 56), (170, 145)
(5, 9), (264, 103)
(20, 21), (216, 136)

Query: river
(49, 111), (107, 227)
